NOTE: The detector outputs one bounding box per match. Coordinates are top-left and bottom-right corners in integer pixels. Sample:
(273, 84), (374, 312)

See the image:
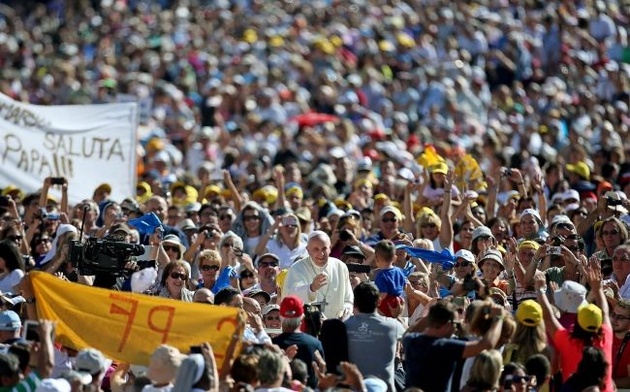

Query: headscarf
(40, 224), (78, 265)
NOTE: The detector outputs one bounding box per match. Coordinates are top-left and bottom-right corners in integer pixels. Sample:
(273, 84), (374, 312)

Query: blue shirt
(375, 267), (407, 296)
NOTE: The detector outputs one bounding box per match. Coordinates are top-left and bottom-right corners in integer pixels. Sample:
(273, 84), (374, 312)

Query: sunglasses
(163, 245), (180, 253)
(244, 215), (261, 222)
(37, 238), (51, 244)
(283, 224), (298, 229)
(382, 218), (398, 223)
(556, 223), (574, 230)
(200, 265), (220, 272)
(265, 316), (280, 321)
(504, 375), (531, 385)
(7, 235), (23, 242)
(603, 230), (620, 236)
(241, 272), (255, 279)
(170, 272), (187, 281)
(455, 261), (471, 267)
(219, 214), (233, 220)
(259, 261), (279, 268)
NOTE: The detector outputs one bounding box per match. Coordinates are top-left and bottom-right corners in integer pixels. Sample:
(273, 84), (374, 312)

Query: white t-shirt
(0, 269), (24, 293)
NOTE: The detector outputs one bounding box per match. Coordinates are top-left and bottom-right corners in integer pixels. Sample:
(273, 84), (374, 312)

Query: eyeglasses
(603, 230), (620, 236)
(170, 272), (187, 280)
(200, 265), (220, 272)
(611, 313), (630, 321)
(244, 215), (261, 222)
(259, 261), (279, 268)
(219, 214), (232, 221)
(163, 245), (180, 253)
(455, 261), (471, 267)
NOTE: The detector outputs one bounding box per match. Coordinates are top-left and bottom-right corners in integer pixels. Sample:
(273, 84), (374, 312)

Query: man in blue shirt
(402, 300), (504, 392)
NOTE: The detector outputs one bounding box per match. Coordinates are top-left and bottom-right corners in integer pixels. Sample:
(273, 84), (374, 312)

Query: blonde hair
(416, 213), (442, 238)
(466, 350), (503, 390)
(198, 249), (221, 266)
(412, 238), (434, 250)
(509, 321), (548, 364)
(278, 213), (303, 248)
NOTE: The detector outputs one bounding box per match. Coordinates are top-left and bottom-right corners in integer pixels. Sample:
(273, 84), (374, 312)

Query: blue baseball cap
(0, 311), (21, 331)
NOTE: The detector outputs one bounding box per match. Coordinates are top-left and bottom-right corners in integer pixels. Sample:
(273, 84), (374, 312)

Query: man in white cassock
(282, 230), (354, 319)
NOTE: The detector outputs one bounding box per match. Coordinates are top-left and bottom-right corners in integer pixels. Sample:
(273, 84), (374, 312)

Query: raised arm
(272, 166), (287, 211)
(485, 172), (499, 220)
(462, 304), (504, 358)
(438, 171), (454, 250)
(36, 319), (56, 379)
(403, 182), (414, 233)
(254, 216), (281, 257)
(60, 178), (69, 216)
(585, 255), (610, 326)
(223, 170), (243, 213)
(534, 270), (562, 337)
(38, 177), (51, 211)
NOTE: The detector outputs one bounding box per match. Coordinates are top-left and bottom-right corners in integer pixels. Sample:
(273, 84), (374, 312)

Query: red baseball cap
(280, 295), (304, 318)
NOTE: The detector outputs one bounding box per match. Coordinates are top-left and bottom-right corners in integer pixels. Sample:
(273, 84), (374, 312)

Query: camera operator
(540, 234), (588, 287)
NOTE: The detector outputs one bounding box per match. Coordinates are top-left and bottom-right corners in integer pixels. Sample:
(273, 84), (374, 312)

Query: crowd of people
(0, 0), (629, 391)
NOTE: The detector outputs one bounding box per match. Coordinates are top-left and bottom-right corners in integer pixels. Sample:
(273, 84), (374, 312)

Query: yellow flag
(416, 144), (445, 169)
(454, 154), (486, 191)
(30, 272), (244, 372)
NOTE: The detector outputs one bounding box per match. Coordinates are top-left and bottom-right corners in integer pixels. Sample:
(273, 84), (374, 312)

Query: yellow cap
(577, 303), (603, 332)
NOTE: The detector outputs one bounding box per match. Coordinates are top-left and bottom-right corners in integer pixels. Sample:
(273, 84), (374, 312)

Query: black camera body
(463, 274), (480, 291)
(606, 197), (622, 207)
(339, 229), (353, 241)
(69, 238), (147, 276)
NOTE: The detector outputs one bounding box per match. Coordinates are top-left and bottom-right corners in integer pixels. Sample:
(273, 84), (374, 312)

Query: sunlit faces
(611, 304), (630, 334)
(243, 209), (262, 235)
(517, 248), (536, 264)
(480, 259), (503, 281)
(166, 265), (188, 293)
(263, 309), (281, 329)
(519, 215), (539, 237)
(307, 236), (331, 267)
(601, 222), (622, 248)
(612, 247), (630, 281)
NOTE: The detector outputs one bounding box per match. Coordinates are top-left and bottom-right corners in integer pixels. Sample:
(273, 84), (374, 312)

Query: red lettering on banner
(147, 306), (175, 344)
(213, 317), (238, 361)
(108, 294), (139, 352)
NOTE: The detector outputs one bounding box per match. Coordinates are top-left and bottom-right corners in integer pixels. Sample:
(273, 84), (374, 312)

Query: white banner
(0, 93), (138, 205)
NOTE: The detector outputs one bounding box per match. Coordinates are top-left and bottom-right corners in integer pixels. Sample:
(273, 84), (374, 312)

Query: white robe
(283, 256), (354, 319)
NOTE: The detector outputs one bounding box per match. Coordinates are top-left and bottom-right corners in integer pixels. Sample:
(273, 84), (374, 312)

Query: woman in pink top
(534, 260), (614, 392)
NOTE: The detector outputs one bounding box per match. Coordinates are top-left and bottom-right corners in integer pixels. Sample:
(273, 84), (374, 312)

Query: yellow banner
(30, 272), (244, 372)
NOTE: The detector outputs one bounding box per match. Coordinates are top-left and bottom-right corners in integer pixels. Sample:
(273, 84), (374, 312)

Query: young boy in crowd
(374, 240), (407, 317)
